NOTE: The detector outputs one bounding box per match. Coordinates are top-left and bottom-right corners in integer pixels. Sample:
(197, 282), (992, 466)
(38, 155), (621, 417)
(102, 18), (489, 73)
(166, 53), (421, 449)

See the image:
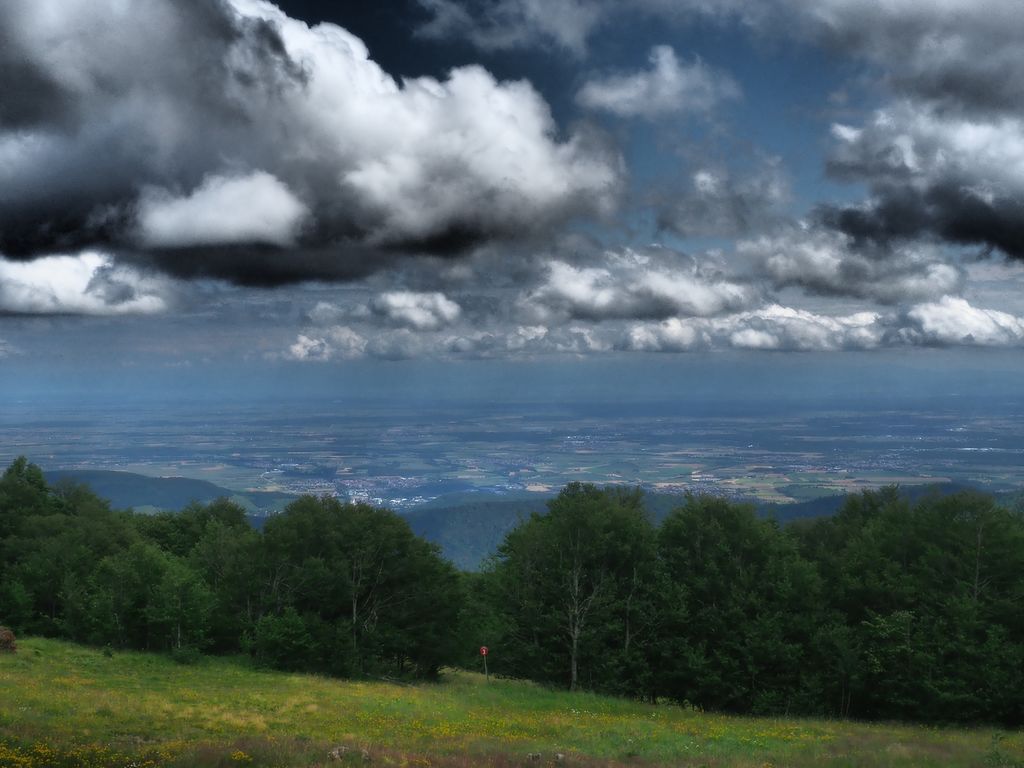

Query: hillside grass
(1, 639), (1022, 768)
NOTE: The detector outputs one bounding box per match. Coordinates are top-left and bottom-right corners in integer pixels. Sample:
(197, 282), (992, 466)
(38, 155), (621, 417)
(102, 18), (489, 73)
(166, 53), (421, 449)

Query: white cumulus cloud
(286, 325), (368, 361)
(370, 291), (462, 331)
(137, 171), (309, 248)
(899, 296), (1024, 346)
(577, 45), (739, 118)
(525, 249), (755, 321)
(0, 252), (171, 315)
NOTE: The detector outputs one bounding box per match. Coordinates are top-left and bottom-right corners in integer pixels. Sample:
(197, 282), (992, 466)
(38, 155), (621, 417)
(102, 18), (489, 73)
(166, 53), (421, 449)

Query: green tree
(259, 496), (462, 678)
(188, 516), (263, 653)
(794, 488), (1024, 723)
(246, 607), (315, 670)
(146, 554), (214, 651)
(657, 495), (821, 714)
(487, 483), (660, 694)
(79, 542), (210, 651)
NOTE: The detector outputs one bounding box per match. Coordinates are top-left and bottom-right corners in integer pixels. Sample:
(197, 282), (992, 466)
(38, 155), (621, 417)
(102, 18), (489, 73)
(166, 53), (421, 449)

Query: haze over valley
(7, 393), (1024, 513)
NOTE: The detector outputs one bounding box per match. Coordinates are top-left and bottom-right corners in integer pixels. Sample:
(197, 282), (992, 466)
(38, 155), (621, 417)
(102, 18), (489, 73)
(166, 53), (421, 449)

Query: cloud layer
(0, 0), (620, 283)
(3, 0), (1024, 366)
(279, 242), (1024, 361)
(285, 289), (1024, 361)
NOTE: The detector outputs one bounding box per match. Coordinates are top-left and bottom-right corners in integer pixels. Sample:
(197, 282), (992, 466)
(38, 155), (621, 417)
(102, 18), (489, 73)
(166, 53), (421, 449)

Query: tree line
(1, 457), (1022, 724)
(0, 457), (460, 678)
(465, 483), (1024, 724)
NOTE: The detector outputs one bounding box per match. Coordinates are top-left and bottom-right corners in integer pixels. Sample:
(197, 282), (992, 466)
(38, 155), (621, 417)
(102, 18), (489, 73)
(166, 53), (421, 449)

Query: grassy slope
(1, 639), (1022, 768)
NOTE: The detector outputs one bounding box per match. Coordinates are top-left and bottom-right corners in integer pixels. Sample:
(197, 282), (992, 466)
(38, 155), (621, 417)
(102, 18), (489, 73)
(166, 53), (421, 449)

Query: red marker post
(480, 645), (489, 681)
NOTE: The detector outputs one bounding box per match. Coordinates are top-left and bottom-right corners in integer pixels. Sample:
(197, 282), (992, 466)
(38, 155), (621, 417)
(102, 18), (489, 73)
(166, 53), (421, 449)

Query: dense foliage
(2, 457), (1022, 724)
(465, 482), (1024, 725)
(0, 457), (460, 679)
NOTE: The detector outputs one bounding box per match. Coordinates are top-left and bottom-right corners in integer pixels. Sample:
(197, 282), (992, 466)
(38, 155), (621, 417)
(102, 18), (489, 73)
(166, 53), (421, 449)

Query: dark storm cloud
(819, 106), (1024, 262)
(0, 26), (72, 130)
(0, 0), (620, 286)
(792, 0), (1024, 115)
(0, 0), (306, 257)
(124, 243), (396, 288)
(819, 185), (1024, 262)
(773, 2), (1024, 274)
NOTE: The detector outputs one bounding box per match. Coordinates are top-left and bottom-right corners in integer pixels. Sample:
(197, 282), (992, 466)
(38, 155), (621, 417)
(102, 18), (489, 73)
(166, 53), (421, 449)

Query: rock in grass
(328, 745), (349, 760)
(0, 627), (16, 654)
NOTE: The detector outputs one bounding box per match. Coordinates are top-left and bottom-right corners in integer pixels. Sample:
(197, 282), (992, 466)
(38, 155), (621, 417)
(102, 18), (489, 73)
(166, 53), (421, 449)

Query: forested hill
(44, 469), (293, 516)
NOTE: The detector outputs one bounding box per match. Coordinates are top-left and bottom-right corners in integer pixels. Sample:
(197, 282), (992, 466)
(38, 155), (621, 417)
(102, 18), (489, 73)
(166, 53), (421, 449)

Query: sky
(2, 0), (1024, 401)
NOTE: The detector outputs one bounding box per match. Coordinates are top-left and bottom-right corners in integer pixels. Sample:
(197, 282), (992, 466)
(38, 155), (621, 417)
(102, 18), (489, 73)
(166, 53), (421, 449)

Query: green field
(1, 639), (1022, 767)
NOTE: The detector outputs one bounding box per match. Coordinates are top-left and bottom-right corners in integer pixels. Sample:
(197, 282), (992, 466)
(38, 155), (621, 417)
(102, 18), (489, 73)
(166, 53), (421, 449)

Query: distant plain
(4, 395), (1023, 511)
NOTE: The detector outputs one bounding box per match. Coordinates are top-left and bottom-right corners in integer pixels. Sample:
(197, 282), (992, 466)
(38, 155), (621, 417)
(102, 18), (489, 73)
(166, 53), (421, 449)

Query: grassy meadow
(0, 638), (1022, 768)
